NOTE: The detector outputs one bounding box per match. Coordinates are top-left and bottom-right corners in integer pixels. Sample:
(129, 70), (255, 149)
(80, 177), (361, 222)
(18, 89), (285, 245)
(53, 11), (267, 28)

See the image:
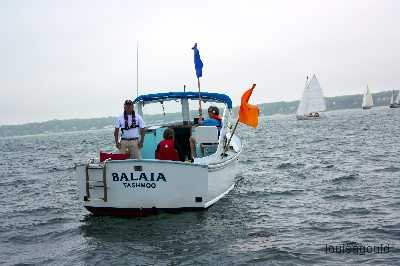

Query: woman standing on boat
(114, 99), (145, 159)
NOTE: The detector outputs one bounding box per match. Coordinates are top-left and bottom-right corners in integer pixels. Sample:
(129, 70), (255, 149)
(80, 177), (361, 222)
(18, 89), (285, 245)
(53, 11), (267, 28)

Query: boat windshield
(140, 98), (226, 126)
(137, 98), (228, 161)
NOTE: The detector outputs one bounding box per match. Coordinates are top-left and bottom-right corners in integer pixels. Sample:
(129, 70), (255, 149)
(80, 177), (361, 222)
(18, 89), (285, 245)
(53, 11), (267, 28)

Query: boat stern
(76, 159), (209, 215)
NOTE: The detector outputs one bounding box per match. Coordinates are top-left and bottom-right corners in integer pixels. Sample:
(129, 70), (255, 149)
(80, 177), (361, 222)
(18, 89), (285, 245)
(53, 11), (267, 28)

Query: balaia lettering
(112, 172), (167, 182)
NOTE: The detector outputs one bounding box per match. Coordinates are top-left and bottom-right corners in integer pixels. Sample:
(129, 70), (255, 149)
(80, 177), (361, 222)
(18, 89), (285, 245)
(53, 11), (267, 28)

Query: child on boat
(155, 128), (181, 161)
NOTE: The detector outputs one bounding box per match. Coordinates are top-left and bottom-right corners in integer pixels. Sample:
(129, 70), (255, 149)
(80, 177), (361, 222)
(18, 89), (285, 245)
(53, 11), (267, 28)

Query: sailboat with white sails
(362, 85), (374, 110)
(389, 89), (400, 108)
(296, 74), (326, 120)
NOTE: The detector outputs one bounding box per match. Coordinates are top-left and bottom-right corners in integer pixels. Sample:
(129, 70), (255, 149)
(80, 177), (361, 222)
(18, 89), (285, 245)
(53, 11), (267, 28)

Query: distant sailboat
(296, 74), (326, 120)
(389, 89), (400, 108)
(362, 85), (374, 110)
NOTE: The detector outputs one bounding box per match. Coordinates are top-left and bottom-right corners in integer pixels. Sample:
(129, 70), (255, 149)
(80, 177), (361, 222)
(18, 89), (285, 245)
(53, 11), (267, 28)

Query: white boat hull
(76, 150), (240, 216)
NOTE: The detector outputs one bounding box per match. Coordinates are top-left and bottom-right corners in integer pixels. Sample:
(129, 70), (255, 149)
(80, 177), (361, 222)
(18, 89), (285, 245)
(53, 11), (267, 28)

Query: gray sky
(1, 0), (399, 125)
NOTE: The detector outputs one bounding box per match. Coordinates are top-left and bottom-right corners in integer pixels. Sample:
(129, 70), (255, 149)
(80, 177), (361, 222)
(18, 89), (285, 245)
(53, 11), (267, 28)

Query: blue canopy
(133, 91), (232, 109)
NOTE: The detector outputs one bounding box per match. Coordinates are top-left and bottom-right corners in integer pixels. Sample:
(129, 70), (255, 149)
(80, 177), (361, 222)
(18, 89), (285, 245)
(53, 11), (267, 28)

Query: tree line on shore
(0, 90), (393, 138)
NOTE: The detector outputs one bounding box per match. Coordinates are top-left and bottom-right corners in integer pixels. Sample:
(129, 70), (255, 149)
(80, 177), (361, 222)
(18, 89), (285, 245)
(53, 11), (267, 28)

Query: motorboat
(75, 92), (242, 216)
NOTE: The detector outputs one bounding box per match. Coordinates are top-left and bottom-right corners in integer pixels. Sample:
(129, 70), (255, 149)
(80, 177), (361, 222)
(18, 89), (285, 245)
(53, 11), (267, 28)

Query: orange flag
(239, 84), (259, 128)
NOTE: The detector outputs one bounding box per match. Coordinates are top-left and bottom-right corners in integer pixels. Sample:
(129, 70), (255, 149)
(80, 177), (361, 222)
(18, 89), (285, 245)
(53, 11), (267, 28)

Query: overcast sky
(1, 0), (399, 125)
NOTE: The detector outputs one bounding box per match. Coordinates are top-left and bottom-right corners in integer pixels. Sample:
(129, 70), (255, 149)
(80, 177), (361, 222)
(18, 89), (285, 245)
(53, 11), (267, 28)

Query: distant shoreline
(0, 90), (394, 138)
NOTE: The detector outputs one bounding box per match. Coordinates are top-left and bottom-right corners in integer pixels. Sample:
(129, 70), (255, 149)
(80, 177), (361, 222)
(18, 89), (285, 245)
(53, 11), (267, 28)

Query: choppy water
(1, 107), (400, 265)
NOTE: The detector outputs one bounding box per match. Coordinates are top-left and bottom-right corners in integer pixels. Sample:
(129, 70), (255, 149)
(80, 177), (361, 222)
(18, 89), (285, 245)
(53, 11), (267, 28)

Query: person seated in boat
(189, 106), (222, 159)
(314, 112), (319, 117)
(114, 99), (145, 159)
(155, 128), (181, 161)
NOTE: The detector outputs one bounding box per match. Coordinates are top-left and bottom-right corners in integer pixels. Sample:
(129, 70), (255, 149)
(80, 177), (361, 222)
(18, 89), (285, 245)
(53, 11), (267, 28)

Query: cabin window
(137, 99), (227, 160)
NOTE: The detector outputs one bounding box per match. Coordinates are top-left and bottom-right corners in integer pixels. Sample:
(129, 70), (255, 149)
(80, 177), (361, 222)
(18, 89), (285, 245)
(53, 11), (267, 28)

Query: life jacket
(121, 111), (138, 134)
(210, 115), (222, 127)
(155, 139), (180, 161)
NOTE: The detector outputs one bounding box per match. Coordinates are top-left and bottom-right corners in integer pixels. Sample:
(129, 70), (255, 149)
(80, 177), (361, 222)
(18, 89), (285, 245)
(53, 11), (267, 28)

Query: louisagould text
(112, 172), (167, 189)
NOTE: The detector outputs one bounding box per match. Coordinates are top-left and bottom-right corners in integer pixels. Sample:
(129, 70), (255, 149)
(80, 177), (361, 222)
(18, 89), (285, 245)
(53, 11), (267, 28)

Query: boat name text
(112, 172), (167, 189)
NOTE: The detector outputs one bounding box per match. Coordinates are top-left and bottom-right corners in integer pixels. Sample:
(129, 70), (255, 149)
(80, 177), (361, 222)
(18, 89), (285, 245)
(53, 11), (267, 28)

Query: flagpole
(197, 77), (202, 116)
(223, 83), (257, 155)
(192, 43), (203, 118)
(223, 118), (239, 155)
(136, 42), (139, 98)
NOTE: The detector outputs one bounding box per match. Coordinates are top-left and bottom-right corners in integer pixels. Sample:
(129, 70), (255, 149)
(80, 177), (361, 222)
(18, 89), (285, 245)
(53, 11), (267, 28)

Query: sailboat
(362, 85), (374, 110)
(296, 74), (326, 120)
(389, 90), (400, 108)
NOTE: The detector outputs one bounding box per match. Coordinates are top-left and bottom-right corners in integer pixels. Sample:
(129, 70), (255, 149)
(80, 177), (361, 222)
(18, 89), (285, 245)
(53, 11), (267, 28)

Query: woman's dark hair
(208, 106), (219, 116)
(163, 128), (174, 140)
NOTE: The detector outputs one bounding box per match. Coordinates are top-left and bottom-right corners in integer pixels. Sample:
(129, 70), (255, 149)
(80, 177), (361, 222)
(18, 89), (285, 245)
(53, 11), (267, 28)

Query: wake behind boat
(75, 92), (242, 216)
(296, 74), (326, 120)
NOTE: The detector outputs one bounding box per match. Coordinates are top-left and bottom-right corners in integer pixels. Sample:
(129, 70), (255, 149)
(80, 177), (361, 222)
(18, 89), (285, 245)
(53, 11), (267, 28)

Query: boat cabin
(133, 92), (233, 162)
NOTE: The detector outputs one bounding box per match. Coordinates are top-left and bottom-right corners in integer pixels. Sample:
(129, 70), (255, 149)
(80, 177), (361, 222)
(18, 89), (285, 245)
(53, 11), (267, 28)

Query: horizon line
(0, 89), (396, 127)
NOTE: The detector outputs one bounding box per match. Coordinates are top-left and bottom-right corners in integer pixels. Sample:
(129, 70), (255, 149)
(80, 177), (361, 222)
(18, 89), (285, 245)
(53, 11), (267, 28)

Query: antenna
(136, 42), (139, 98)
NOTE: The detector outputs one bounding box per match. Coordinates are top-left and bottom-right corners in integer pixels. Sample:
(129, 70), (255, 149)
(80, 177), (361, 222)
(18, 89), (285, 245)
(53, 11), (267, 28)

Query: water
(1, 107), (399, 265)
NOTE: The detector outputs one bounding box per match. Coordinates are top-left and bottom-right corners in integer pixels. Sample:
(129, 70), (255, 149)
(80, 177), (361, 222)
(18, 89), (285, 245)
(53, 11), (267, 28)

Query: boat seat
(193, 126), (219, 143)
(193, 126), (220, 157)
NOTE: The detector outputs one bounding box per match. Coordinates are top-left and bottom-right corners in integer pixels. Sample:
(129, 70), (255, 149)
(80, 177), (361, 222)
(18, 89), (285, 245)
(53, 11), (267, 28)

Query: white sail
(396, 90), (400, 104)
(390, 90), (395, 105)
(296, 77), (310, 115)
(297, 74), (326, 115)
(362, 85), (373, 108)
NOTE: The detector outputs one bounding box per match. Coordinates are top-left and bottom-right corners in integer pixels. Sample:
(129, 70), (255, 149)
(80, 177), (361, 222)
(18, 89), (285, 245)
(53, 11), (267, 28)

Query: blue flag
(192, 43), (203, 78)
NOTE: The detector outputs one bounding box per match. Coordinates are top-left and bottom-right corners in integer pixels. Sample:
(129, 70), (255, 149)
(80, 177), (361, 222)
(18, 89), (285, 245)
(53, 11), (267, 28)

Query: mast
(197, 77), (202, 116)
(192, 43), (203, 117)
(136, 42), (139, 98)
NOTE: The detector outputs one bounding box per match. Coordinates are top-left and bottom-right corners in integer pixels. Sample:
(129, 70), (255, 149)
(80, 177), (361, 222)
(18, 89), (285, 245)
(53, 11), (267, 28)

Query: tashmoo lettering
(123, 182), (157, 188)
